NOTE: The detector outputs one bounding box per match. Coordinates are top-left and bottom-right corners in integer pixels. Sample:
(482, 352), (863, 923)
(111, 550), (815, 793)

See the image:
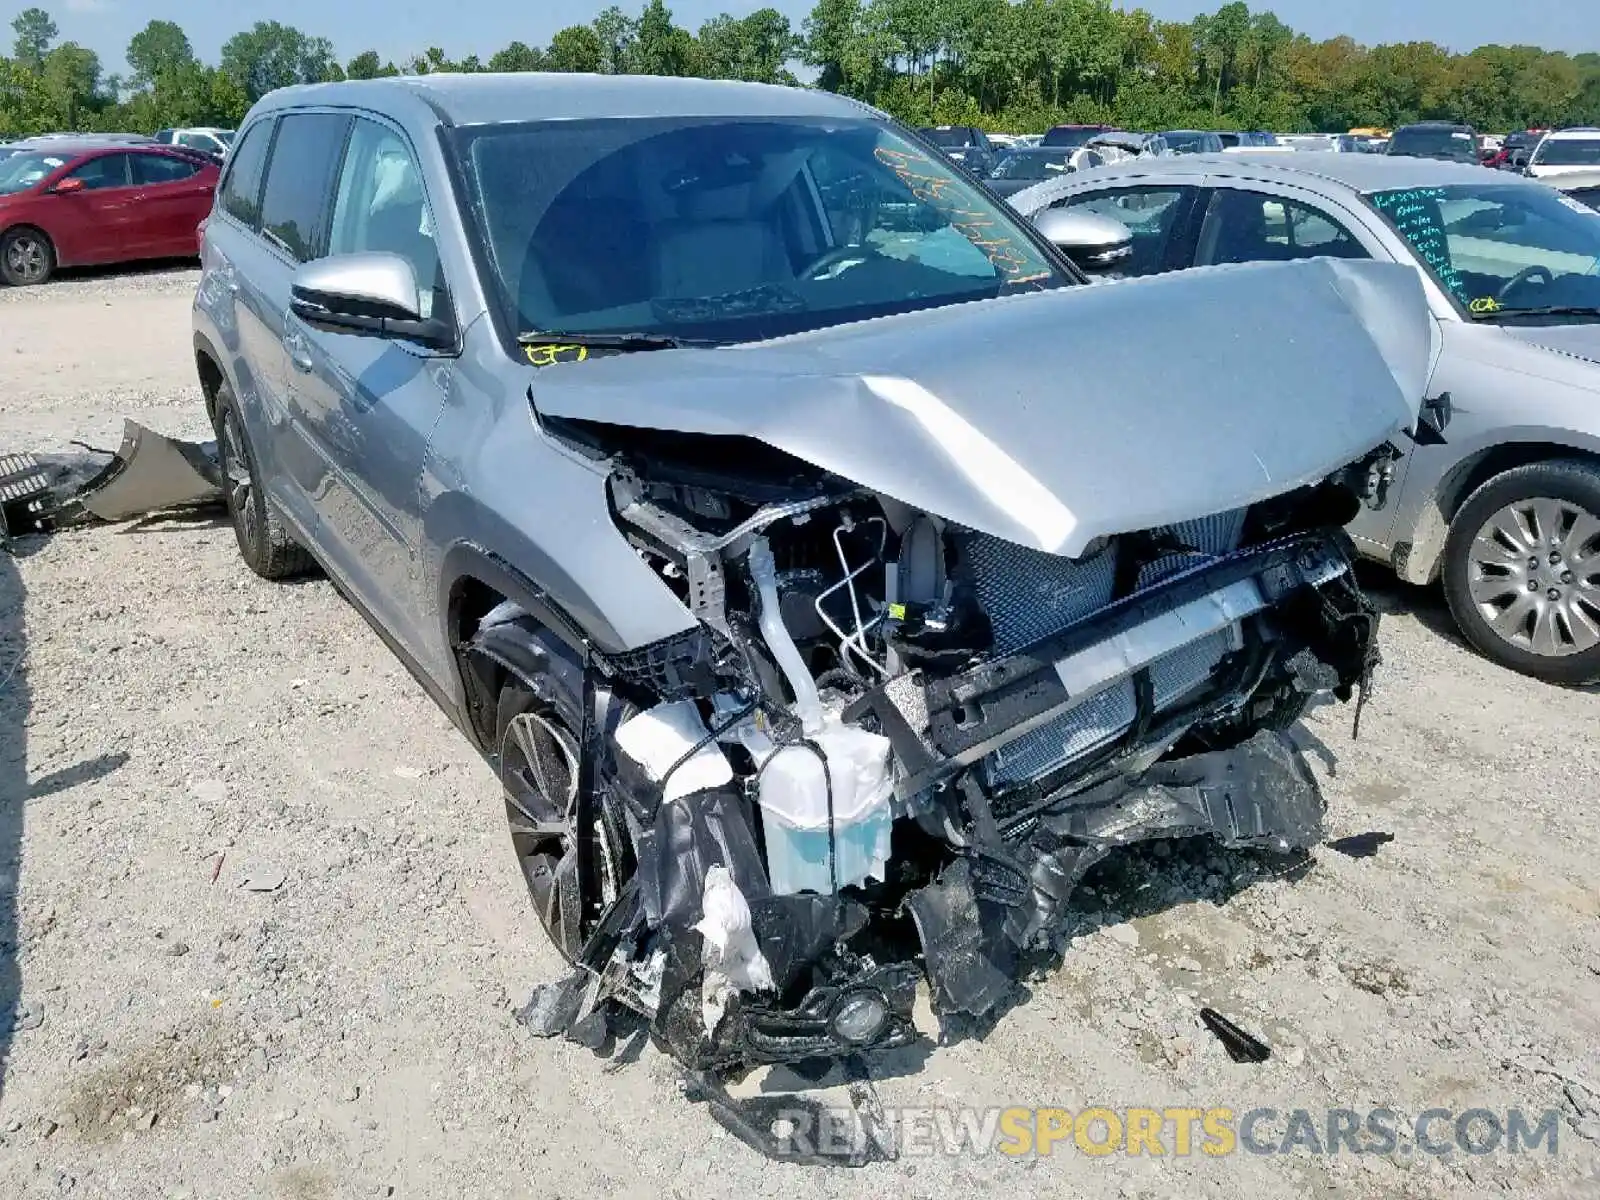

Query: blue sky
(8, 0), (1595, 76)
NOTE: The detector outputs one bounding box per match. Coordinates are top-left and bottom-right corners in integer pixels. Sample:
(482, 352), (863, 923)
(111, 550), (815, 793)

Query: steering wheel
(801, 245), (869, 281)
(1497, 264), (1554, 302)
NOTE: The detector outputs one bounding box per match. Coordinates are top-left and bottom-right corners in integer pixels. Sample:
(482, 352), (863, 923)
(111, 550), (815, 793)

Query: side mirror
(289, 252), (453, 349)
(50, 177), (85, 194)
(1031, 207), (1134, 274)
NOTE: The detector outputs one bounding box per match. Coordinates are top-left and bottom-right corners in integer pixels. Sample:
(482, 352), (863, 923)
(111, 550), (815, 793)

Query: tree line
(2, 1), (1597, 140)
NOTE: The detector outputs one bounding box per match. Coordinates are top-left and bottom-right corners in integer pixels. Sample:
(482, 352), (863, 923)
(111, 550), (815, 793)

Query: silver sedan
(1014, 153), (1600, 683)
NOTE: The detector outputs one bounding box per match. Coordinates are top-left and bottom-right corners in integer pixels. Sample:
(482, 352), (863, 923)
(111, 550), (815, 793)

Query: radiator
(963, 508), (1246, 789)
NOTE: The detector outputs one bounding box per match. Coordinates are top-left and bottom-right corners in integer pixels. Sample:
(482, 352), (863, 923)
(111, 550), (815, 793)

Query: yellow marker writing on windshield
(525, 344), (590, 367)
(1469, 296), (1502, 314)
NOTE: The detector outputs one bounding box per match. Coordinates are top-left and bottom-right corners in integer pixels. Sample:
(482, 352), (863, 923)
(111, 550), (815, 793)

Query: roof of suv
(253, 72), (873, 126)
(1068, 151), (1535, 194)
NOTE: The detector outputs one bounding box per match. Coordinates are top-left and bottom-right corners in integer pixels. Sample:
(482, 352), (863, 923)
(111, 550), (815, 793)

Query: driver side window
(327, 118), (442, 318)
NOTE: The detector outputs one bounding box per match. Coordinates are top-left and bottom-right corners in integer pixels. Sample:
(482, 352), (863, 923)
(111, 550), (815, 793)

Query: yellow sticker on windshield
(525, 344), (590, 367)
(1469, 296), (1502, 314)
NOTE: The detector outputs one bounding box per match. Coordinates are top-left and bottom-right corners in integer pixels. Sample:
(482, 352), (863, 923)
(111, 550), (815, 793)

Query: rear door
(129, 151), (215, 256)
(247, 112), (354, 537)
(58, 152), (140, 262)
(285, 114), (452, 659)
(204, 116), (318, 535)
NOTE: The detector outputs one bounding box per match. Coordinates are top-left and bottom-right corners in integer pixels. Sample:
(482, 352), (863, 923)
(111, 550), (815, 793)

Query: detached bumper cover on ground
(0, 419), (222, 541)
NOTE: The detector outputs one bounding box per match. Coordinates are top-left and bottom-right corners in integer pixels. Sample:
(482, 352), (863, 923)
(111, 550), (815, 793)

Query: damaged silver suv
(194, 74), (1433, 1081)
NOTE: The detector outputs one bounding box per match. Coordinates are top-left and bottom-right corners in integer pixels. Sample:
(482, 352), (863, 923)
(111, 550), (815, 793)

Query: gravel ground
(2, 269), (1599, 1199)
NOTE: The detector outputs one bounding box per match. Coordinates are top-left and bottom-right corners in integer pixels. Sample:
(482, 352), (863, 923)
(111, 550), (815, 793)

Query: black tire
(471, 619), (636, 964)
(212, 382), (315, 580)
(0, 226), (55, 286)
(1442, 459), (1600, 685)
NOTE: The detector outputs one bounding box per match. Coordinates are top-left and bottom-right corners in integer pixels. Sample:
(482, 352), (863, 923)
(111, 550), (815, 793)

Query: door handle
(285, 331), (314, 374)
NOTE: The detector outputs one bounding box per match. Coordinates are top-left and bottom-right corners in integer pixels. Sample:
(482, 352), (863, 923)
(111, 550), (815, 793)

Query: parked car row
(0, 139), (221, 285)
(0, 127), (233, 284)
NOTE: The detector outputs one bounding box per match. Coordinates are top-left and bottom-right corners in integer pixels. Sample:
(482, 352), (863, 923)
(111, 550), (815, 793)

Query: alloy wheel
(219, 408), (259, 555)
(501, 710), (616, 963)
(1466, 496), (1600, 657)
(4, 234), (48, 284)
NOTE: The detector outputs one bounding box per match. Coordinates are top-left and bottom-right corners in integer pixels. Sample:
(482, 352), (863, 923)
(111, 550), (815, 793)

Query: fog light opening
(831, 990), (890, 1045)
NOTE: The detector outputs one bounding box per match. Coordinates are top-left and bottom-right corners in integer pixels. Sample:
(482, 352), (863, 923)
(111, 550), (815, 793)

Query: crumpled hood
(531, 257), (1431, 557)
(1499, 321), (1600, 367)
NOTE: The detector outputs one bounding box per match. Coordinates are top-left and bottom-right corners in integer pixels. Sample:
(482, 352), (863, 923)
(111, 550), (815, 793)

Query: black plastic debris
(1199, 1007), (1272, 1063)
(515, 969), (590, 1038)
(684, 1056), (896, 1167)
(1326, 831), (1394, 858)
(0, 452), (54, 538)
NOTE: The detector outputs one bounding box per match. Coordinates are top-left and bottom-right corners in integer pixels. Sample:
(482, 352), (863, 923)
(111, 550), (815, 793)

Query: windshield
(455, 115), (1069, 346)
(1388, 128), (1478, 161)
(989, 149), (1074, 180)
(1367, 183), (1600, 317)
(1533, 137), (1600, 167)
(218, 130), (235, 146)
(1163, 132), (1211, 154)
(921, 128), (973, 149)
(0, 151), (65, 195)
(1567, 187), (1600, 213)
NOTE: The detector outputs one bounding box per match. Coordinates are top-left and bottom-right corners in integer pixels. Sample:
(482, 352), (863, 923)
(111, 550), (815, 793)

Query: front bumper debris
(0, 420), (223, 544)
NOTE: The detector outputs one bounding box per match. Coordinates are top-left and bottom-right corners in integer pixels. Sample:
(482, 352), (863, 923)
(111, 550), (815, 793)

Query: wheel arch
(1396, 434), (1600, 584)
(193, 331), (227, 425)
(439, 541), (593, 754)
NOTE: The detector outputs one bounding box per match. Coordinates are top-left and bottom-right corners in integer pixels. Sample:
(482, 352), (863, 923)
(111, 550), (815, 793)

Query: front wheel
(0, 227), (55, 286)
(1442, 460), (1600, 684)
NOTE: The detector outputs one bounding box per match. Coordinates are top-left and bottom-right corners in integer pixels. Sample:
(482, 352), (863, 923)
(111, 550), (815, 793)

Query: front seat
(653, 218), (789, 298)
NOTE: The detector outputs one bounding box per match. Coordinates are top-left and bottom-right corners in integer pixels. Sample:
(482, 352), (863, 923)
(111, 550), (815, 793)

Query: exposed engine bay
(477, 420), (1392, 1086)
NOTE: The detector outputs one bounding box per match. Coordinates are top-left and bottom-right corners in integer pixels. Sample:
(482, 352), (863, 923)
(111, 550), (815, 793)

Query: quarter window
(257, 112), (352, 263)
(220, 119), (274, 231)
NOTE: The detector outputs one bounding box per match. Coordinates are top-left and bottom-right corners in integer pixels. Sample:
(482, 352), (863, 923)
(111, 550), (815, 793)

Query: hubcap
(4, 235), (47, 283)
(1467, 497), (1600, 657)
(219, 409), (258, 553)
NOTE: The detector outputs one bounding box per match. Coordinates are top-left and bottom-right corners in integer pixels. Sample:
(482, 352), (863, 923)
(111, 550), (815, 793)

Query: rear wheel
(0, 227), (54, 286)
(1443, 460), (1600, 684)
(213, 383), (315, 580)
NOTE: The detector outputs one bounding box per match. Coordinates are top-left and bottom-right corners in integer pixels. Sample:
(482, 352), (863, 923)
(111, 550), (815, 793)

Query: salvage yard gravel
(0, 268), (1597, 1198)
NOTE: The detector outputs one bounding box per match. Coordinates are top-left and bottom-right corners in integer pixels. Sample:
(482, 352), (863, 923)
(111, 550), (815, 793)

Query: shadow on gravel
(1353, 560), (1463, 650)
(0, 543), (26, 1101)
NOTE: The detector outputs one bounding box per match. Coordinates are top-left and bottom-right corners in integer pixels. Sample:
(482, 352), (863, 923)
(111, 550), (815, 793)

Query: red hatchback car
(0, 142), (219, 285)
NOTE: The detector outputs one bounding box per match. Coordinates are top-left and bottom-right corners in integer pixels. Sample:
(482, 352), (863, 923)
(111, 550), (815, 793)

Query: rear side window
(1062, 186), (1197, 277)
(68, 154), (131, 190)
(133, 153), (200, 184)
(220, 120), (274, 230)
(258, 113), (352, 262)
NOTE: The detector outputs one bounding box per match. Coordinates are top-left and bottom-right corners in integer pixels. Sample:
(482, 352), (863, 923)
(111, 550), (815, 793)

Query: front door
(59, 152), (143, 262)
(285, 115), (452, 666)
